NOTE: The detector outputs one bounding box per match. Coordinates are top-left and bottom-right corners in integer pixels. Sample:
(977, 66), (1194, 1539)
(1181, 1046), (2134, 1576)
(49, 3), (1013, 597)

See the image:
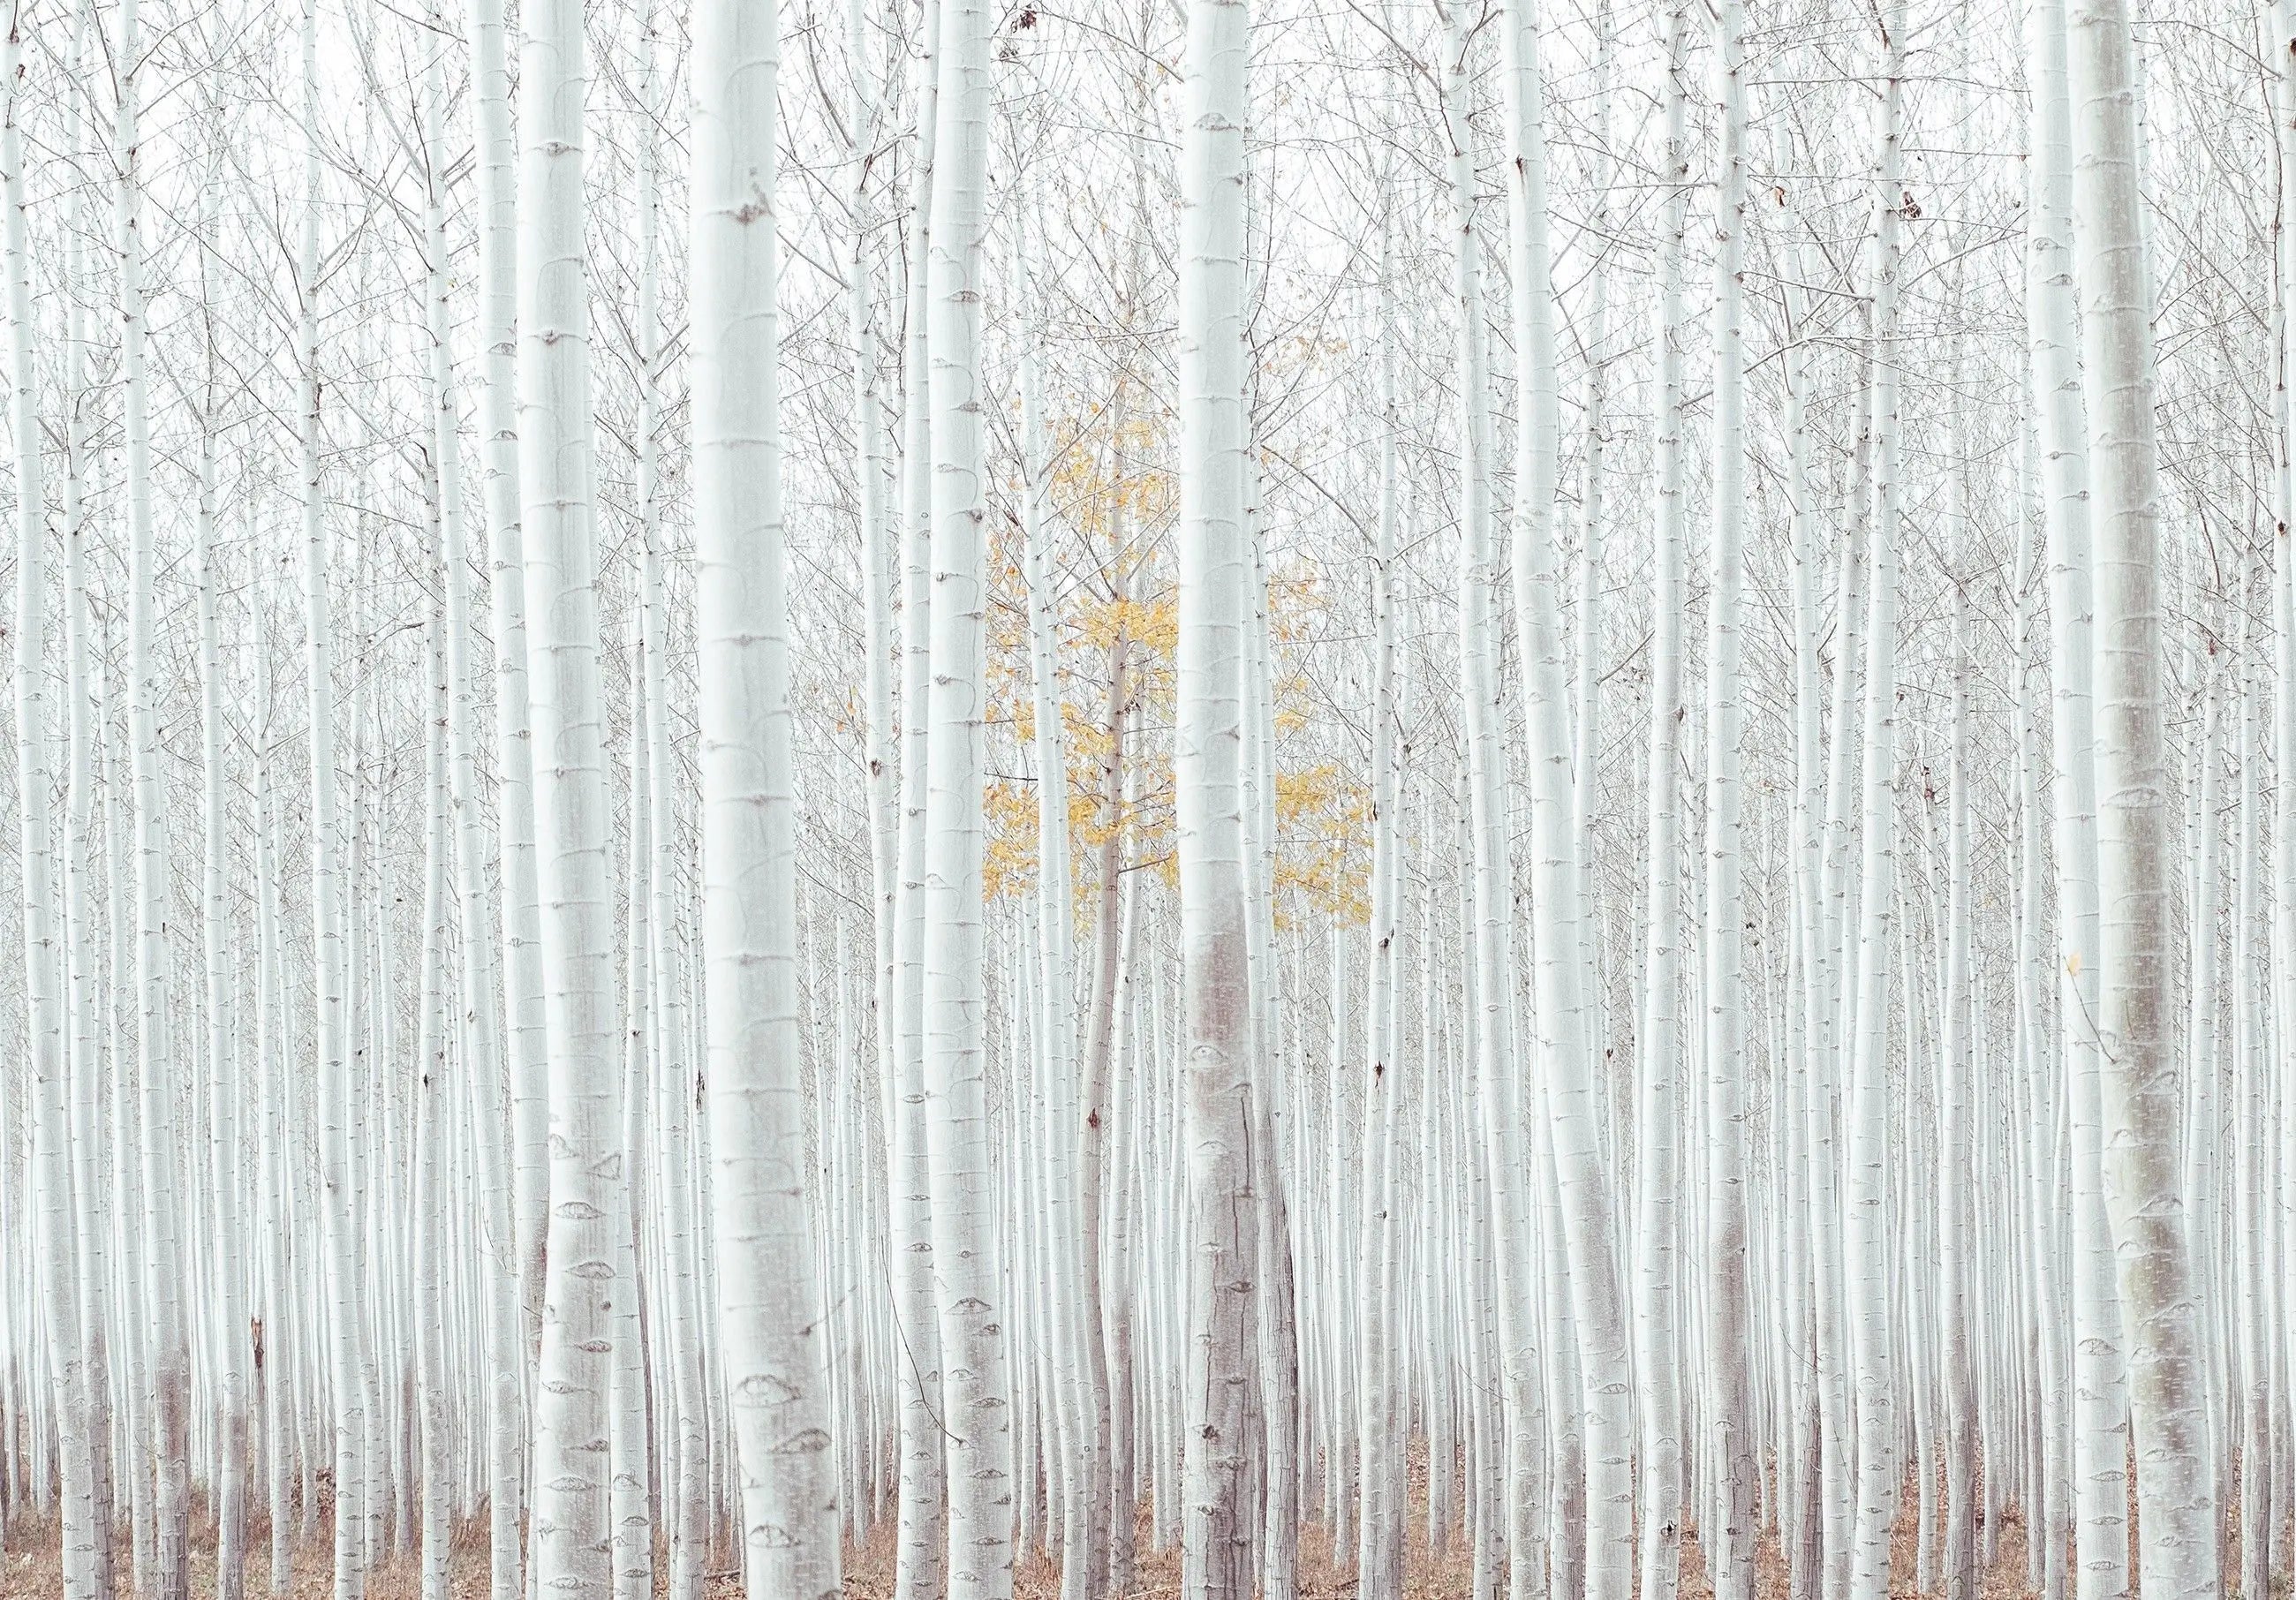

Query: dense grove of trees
(0, 0), (2265, 1595)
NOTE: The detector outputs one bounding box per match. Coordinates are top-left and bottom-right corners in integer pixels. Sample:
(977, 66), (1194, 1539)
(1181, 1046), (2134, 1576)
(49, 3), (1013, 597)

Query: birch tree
(517, 0), (623, 1584)
(2066, 0), (2221, 1585)
(691, 0), (843, 1582)
(0, 4), (2285, 1599)
(1176, 0), (1259, 1586)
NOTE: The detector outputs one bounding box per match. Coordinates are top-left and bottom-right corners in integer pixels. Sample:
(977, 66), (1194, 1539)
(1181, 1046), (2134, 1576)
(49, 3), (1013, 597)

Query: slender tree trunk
(58, 79), (117, 1587)
(1496, 0), (1633, 1586)
(517, 0), (621, 1585)
(2066, 0), (2220, 1585)
(1354, 210), (1405, 1600)
(1846, 14), (1907, 1596)
(413, 608), (452, 1600)
(1700, 4), (1756, 1590)
(2266, 9), (2296, 1587)
(2028, 6), (2133, 1596)
(1937, 365), (1979, 1600)
(634, 110), (707, 1587)
(9, 15), (99, 1594)
(193, 184), (249, 1600)
(919, 0), (1012, 1586)
(1176, 0), (1259, 1581)
(889, 3), (948, 1587)
(1016, 187), (1111, 1600)
(1635, 9), (1691, 1595)
(468, 0), (548, 1429)
(420, 13), (525, 1582)
(1435, 11), (1550, 1597)
(117, 0), (192, 1589)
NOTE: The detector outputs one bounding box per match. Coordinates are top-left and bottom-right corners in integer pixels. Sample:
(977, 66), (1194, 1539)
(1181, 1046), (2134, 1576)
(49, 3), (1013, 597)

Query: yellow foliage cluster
(983, 777), (1041, 905)
(967, 407), (1370, 929)
(1045, 411), (1175, 544)
(1272, 759), (1370, 926)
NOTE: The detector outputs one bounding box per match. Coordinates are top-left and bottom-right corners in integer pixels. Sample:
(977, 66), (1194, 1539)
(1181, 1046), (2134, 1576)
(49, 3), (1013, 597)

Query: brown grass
(0, 1468), (2081, 1600)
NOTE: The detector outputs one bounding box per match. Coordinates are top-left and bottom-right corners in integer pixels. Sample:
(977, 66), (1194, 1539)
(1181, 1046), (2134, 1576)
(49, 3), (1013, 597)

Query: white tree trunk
(9, 17), (98, 1594)
(890, 4), (949, 1587)
(1937, 334), (1979, 1600)
(192, 157), (249, 1595)
(57, 40), (117, 1579)
(1016, 185), (1109, 1600)
(2065, 0), (2220, 1584)
(1439, 8), (1547, 1592)
(116, 0), (192, 1588)
(412, 609), (452, 1600)
(1846, 13), (1906, 1593)
(1499, 0), (1626, 1588)
(517, 0), (621, 1586)
(1176, 0), (1258, 1585)
(2028, 6), (2132, 1596)
(1700, 4), (1756, 1590)
(1354, 212), (1404, 1600)
(919, 0), (1012, 1586)
(2267, 7), (2296, 1585)
(419, 23), (525, 1583)
(1636, 8), (1691, 1595)
(468, 0), (548, 1412)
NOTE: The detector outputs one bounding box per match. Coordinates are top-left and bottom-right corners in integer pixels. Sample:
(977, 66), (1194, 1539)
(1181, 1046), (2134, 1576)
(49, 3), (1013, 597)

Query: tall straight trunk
(626, 22), (701, 1599)
(1084, 525), (1133, 1593)
(1252, 940), (1302, 1600)
(608, 49), (660, 1600)
(1846, 11), (1906, 1594)
(193, 137), (249, 1590)
(920, 0), (1011, 1586)
(842, 24), (906, 1570)
(250, 641), (292, 1599)
(2066, 0), (2219, 1585)
(1354, 214), (1405, 1600)
(517, 0), (621, 1585)
(1176, 0), (1258, 1583)
(611, 644), (653, 1600)
(468, 0), (547, 1415)
(1438, 7), (1550, 1596)
(633, 79), (706, 1583)
(1101, 870), (1144, 1587)
(2012, 446), (2068, 1600)
(1571, 0), (1612, 1211)
(1076, 351), (1137, 1583)
(117, 0), (191, 1587)
(420, 15), (524, 1585)
(889, 3), (948, 1588)
(413, 610), (452, 1600)
(2028, 6), (2132, 1596)
(1016, 188), (1109, 1600)
(10, 14), (98, 1595)
(297, 10), (366, 1596)
(693, 0), (858, 1506)
(101, 637), (157, 1593)
(1784, 123), (1859, 1596)
(1636, 8), (1691, 1596)
(58, 72), (117, 1587)
(1496, 0), (1630, 1588)
(1700, 4), (1756, 1592)
(2268, 5), (2296, 1574)
(2182, 614), (2224, 1578)
(1246, 419), (1303, 1600)
(2230, 630), (2266, 1596)
(1937, 359), (1979, 1600)
(849, 0), (898, 1238)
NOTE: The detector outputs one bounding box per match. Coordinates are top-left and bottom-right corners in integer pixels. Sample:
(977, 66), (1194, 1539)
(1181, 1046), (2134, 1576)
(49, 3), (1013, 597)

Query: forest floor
(0, 1473), (2059, 1598)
